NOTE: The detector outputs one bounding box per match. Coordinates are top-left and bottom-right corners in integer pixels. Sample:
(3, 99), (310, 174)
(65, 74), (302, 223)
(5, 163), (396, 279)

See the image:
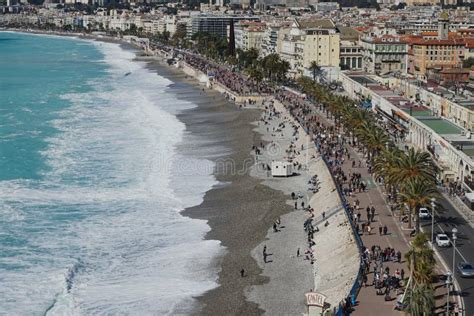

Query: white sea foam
(0, 40), (222, 315)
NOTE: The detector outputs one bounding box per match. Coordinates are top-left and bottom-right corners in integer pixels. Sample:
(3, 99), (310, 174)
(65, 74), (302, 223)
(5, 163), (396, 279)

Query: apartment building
(189, 14), (259, 38)
(339, 26), (362, 70)
(406, 13), (467, 80)
(278, 17), (340, 77)
(409, 38), (465, 80)
(361, 35), (408, 75)
(234, 20), (266, 52)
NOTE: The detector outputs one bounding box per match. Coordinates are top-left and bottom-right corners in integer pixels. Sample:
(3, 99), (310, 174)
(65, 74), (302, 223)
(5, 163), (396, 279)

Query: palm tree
(404, 284), (435, 316)
(373, 147), (403, 181)
(248, 66), (264, 83)
(404, 234), (436, 316)
(399, 179), (437, 231)
(364, 127), (389, 159)
(389, 148), (437, 186)
(404, 233), (436, 315)
(373, 147), (404, 214)
(309, 61), (322, 82)
(354, 120), (375, 149)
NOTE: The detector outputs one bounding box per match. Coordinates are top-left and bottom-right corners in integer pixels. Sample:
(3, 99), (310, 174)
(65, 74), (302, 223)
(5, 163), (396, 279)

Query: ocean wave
(0, 35), (223, 315)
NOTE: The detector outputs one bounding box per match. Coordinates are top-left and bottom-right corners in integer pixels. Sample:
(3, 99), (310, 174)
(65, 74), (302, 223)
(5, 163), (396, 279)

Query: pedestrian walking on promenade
(383, 225), (388, 235)
(322, 211), (326, 220)
(379, 226), (383, 235)
(367, 225), (372, 235)
(295, 201), (298, 209)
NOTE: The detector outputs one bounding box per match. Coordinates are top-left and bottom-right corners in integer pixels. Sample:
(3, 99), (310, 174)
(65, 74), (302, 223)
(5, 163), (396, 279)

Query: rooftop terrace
(346, 72), (474, 152)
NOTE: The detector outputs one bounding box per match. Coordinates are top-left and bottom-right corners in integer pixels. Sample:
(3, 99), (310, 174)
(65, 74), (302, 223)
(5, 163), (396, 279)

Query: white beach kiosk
(271, 161), (294, 177)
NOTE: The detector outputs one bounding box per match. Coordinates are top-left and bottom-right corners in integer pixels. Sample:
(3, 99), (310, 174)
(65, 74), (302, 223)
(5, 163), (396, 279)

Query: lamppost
(446, 271), (452, 316)
(452, 228), (458, 277)
(431, 198), (436, 249)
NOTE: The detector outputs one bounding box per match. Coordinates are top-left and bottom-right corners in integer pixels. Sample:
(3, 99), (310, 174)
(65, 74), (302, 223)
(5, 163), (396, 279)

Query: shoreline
(5, 28), (360, 314)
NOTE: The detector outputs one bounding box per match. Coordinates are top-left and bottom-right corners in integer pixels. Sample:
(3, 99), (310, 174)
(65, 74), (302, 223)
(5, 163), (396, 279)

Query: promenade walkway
(281, 96), (452, 315)
(310, 108), (409, 315)
(311, 107), (457, 315)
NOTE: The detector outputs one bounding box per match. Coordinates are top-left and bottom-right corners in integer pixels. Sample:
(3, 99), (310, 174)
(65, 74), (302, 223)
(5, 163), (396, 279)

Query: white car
(436, 233), (450, 247)
(419, 208), (431, 220)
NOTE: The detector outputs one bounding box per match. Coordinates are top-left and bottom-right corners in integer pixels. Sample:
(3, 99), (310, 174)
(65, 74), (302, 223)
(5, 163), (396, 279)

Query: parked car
(457, 262), (474, 278)
(418, 208), (431, 220)
(435, 233), (450, 247)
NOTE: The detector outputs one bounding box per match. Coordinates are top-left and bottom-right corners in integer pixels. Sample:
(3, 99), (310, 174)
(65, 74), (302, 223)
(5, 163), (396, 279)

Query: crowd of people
(361, 244), (405, 301)
(275, 87), (409, 315)
(155, 44), (272, 96)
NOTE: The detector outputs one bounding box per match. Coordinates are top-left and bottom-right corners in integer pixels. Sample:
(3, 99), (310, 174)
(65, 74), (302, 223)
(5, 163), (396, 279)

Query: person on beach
(297, 248), (300, 257)
(240, 268), (245, 277)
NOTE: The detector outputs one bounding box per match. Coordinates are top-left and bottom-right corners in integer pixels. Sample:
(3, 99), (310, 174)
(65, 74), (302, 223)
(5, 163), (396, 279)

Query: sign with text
(305, 292), (326, 307)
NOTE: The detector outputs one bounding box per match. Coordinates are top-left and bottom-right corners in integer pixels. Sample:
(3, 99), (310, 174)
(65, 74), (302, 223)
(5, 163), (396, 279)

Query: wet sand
(147, 62), (293, 315)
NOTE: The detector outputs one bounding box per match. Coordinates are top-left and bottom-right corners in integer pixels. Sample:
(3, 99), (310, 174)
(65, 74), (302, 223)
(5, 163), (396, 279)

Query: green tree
(248, 66), (264, 83)
(309, 60), (322, 81)
(388, 148), (437, 187)
(399, 179), (437, 231)
(404, 284), (435, 316)
(463, 57), (474, 69)
(262, 53), (287, 82)
(404, 233), (436, 315)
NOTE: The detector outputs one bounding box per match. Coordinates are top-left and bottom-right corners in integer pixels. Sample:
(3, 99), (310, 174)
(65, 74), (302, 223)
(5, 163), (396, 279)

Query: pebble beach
(144, 53), (360, 315)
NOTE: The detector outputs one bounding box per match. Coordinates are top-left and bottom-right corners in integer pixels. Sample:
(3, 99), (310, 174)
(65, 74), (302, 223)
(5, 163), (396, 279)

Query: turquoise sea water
(0, 32), (221, 315)
(0, 33), (104, 180)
